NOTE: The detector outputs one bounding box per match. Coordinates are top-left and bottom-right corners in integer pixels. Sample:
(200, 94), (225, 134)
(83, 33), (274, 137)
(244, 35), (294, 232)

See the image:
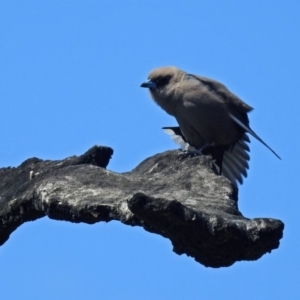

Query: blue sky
(0, 1), (299, 299)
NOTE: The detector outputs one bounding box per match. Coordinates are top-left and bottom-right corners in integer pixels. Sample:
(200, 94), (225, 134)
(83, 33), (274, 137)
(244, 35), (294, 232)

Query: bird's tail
(220, 134), (250, 186)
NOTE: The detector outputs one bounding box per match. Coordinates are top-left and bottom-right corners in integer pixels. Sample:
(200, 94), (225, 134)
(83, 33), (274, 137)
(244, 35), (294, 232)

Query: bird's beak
(140, 80), (157, 89)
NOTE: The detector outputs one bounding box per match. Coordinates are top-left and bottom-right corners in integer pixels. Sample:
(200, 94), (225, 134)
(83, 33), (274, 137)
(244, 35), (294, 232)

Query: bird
(140, 66), (280, 186)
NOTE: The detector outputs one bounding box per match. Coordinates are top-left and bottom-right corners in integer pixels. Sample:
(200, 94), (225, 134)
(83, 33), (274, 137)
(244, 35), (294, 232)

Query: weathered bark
(0, 145), (283, 268)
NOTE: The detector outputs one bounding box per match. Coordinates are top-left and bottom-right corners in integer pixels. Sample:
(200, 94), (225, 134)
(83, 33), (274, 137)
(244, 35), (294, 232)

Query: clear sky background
(0, 1), (298, 299)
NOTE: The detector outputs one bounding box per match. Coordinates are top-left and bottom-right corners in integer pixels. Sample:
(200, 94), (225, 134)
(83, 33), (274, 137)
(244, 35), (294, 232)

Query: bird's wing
(190, 74), (280, 159)
(228, 113), (281, 159)
(190, 75), (253, 114)
(188, 74), (281, 159)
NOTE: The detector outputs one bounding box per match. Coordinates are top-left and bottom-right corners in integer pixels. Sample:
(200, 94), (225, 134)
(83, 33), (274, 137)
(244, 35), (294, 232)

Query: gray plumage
(141, 66), (280, 186)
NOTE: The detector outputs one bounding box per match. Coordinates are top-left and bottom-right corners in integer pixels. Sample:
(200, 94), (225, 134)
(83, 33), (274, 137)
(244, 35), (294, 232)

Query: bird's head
(141, 66), (184, 95)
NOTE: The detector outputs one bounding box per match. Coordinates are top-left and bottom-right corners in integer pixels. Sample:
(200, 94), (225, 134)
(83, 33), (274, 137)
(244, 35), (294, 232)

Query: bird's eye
(155, 76), (171, 87)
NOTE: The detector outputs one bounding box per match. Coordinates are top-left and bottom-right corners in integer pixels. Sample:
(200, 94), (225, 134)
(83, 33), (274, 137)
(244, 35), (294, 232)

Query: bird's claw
(178, 149), (201, 160)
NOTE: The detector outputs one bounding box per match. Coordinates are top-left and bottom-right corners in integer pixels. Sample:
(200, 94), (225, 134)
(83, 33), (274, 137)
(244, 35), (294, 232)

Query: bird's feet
(178, 149), (202, 160)
(177, 143), (212, 160)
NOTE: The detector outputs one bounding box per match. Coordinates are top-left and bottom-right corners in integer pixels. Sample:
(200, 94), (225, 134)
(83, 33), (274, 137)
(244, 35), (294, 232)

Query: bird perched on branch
(141, 66), (280, 186)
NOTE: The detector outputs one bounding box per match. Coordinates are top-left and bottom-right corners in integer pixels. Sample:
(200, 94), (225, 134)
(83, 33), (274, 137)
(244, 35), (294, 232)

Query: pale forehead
(148, 66), (181, 79)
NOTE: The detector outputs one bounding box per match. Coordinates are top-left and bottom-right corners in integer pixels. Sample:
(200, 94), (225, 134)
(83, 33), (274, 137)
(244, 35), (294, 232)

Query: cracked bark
(0, 145), (283, 268)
